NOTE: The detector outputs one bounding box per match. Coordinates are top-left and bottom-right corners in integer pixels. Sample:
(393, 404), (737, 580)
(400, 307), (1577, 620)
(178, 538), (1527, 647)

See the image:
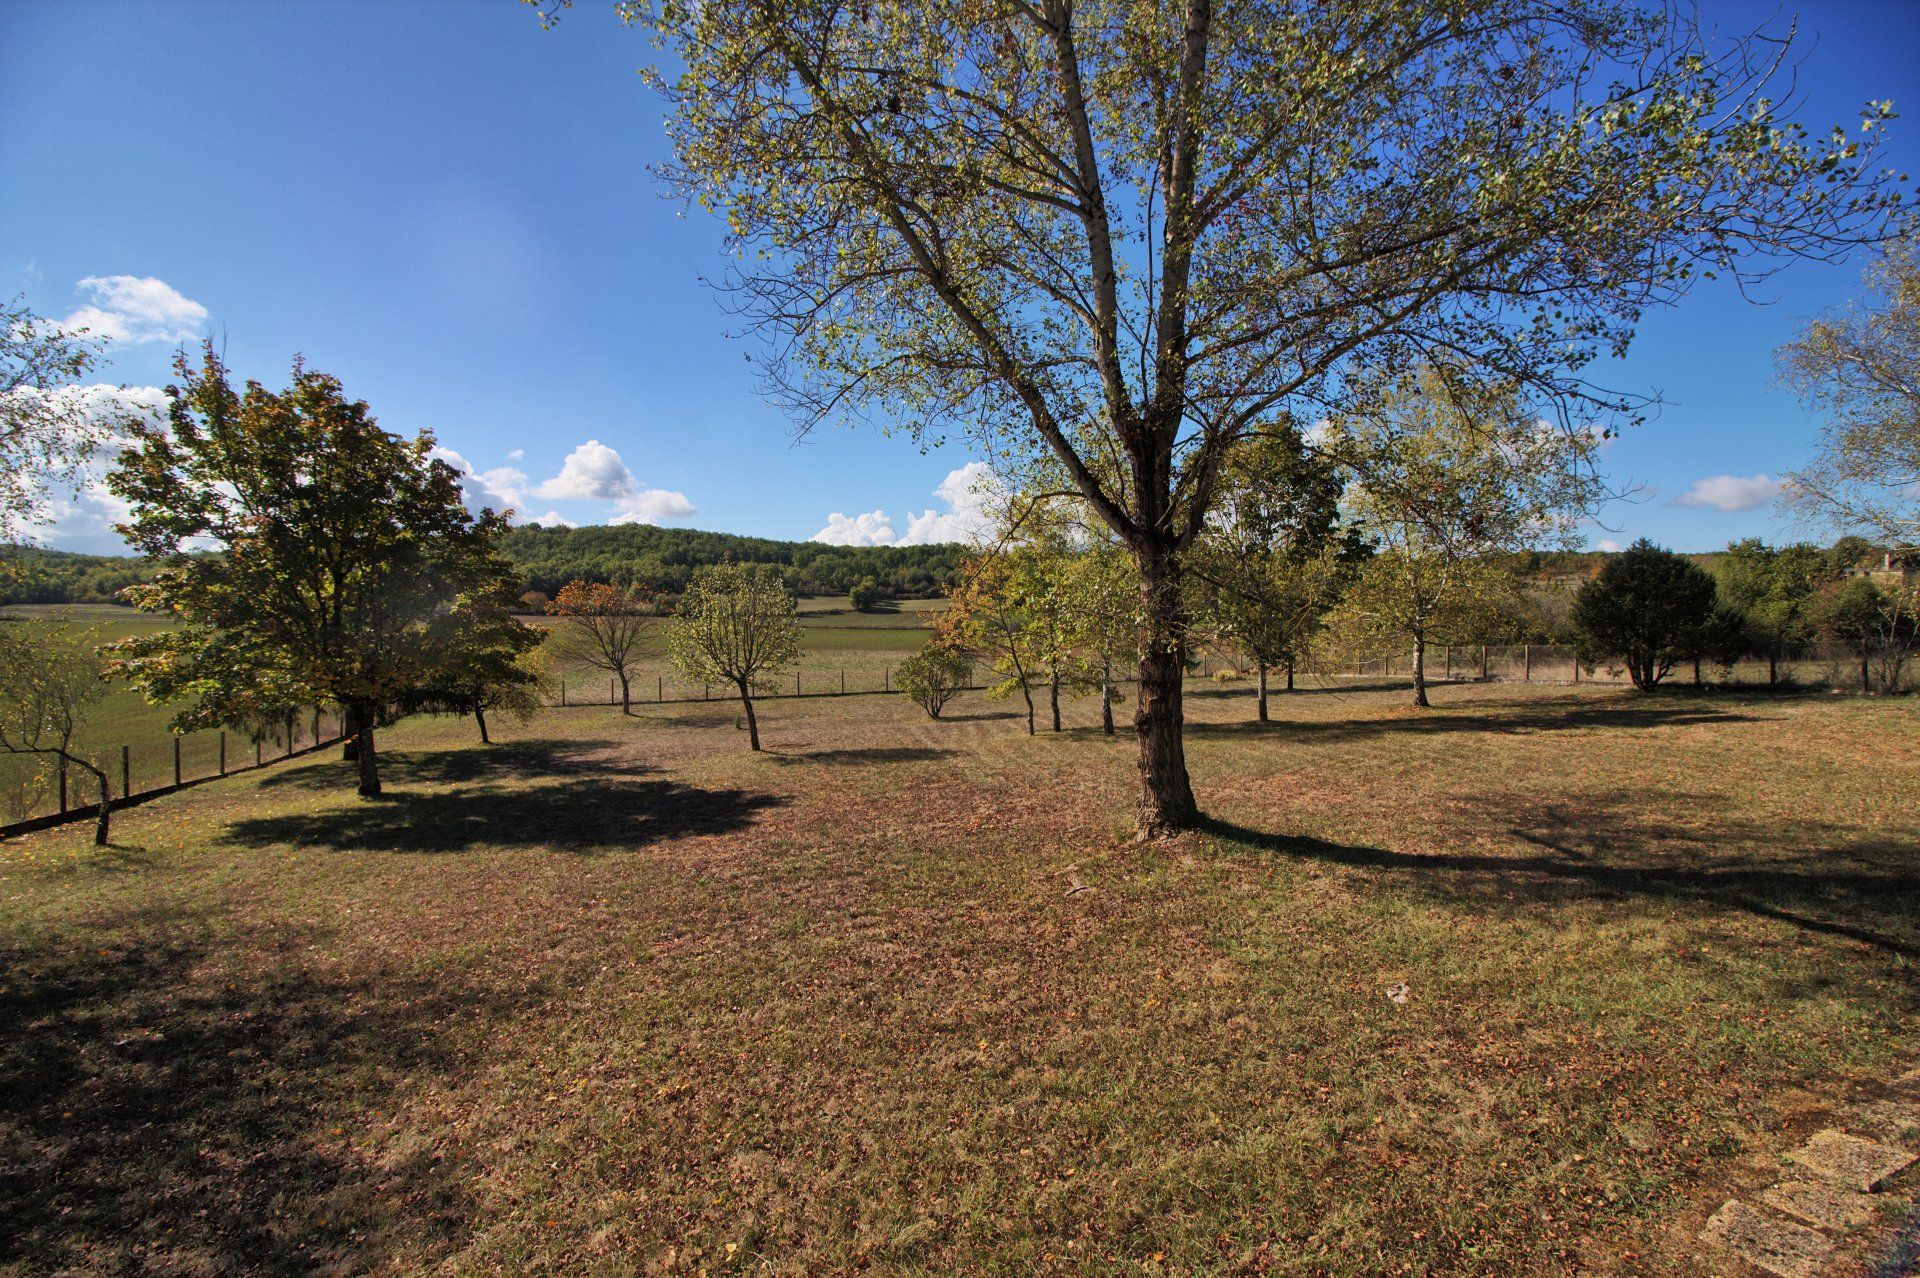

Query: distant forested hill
(496, 524), (967, 599)
(3, 528), (968, 605)
(0, 546), (156, 604)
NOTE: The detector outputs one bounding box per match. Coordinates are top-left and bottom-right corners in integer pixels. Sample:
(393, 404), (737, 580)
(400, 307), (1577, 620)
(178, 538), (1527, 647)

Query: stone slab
(1700, 1199), (1835, 1278)
(1850, 1099), (1920, 1144)
(1785, 1129), (1917, 1192)
(1757, 1178), (1880, 1231)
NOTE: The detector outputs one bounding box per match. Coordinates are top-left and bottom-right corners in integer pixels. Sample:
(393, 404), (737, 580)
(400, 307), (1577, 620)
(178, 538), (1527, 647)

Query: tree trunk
(71, 755), (110, 846)
(620, 673), (633, 715)
(342, 703), (361, 761)
(1256, 664), (1268, 722)
(1132, 545), (1197, 838)
(475, 704), (490, 744)
(738, 680), (761, 750)
(1693, 657), (1702, 687)
(1101, 659), (1115, 736)
(1020, 683), (1035, 735)
(353, 703), (381, 797)
(1049, 673), (1062, 732)
(1411, 632), (1430, 708)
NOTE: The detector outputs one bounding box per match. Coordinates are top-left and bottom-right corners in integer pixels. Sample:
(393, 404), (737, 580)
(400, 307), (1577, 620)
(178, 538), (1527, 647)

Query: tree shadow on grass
(258, 738), (626, 792)
(762, 746), (958, 767)
(0, 908), (503, 1274)
(224, 775), (787, 854)
(1185, 697), (1758, 742)
(1201, 796), (1920, 963)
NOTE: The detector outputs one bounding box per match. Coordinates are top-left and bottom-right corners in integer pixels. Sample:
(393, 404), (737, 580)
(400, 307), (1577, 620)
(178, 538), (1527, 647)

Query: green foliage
(1713, 539), (1836, 678)
(848, 576), (884, 612)
(668, 562), (802, 749)
(499, 523), (963, 599)
(1812, 577), (1919, 693)
(0, 545), (154, 604)
(1328, 368), (1600, 702)
(1571, 540), (1719, 691)
(103, 347), (535, 794)
(893, 642), (972, 719)
(1191, 427), (1364, 688)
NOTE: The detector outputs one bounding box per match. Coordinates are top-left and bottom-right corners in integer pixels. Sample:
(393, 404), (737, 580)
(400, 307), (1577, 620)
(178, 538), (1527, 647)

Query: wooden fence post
(312, 709), (321, 745)
(173, 737), (182, 787)
(884, 666), (890, 691)
(658, 675), (664, 701)
(1444, 645), (1452, 679)
(561, 681), (567, 707)
(1480, 644), (1489, 680)
(1573, 655), (1580, 684)
(255, 738), (262, 767)
(219, 732), (227, 775)
(1523, 644), (1531, 682)
(841, 670), (846, 694)
(610, 677), (615, 705)
(58, 757), (68, 813)
(121, 745), (130, 800)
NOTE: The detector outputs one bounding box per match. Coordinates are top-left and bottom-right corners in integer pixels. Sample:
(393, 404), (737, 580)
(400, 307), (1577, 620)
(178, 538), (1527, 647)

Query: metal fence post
(173, 736), (182, 787)
(121, 745), (130, 800)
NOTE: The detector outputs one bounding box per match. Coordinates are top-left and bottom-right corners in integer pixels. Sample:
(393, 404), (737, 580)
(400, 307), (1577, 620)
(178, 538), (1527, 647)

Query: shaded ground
(1, 681), (1915, 1275)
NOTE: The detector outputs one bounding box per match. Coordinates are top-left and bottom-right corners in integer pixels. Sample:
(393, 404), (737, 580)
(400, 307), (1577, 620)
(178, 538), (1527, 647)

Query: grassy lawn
(1, 679), (1914, 1275)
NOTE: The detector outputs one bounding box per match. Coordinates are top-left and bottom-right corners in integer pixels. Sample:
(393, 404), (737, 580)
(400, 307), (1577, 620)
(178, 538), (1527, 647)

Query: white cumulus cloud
(811, 461), (1002, 547)
(16, 385), (171, 552)
(1596, 539), (1623, 553)
(610, 489), (697, 525)
(1672, 474), (1784, 513)
(431, 446), (530, 519)
(62, 276), (207, 345)
(536, 439), (639, 501)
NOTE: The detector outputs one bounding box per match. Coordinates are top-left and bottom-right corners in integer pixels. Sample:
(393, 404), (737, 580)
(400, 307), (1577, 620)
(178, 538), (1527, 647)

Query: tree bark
(71, 754), (110, 846)
(1020, 683), (1035, 735)
(1256, 664), (1269, 722)
(1411, 631), (1430, 708)
(738, 680), (761, 750)
(342, 703), (361, 761)
(1100, 659), (1115, 736)
(1049, 674), (1062, 732)
(1132, 545), (1196, 837)
(352, 702), (381, 797)
(619, 673), (632, 716)
(475, 705), (490, 744)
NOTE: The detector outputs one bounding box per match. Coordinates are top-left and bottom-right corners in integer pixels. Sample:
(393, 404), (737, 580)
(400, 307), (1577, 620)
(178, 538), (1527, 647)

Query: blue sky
(4, 0), (1916, 555)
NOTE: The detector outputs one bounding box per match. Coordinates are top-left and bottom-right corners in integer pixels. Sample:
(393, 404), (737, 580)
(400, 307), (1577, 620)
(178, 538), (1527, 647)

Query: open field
(2, 681), (1914, 1274)
(0, 601), (939, 821)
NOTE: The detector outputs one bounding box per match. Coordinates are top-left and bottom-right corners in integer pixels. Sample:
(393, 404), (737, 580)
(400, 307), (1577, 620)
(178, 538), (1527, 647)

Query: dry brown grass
(1, 679), (1914, 1275)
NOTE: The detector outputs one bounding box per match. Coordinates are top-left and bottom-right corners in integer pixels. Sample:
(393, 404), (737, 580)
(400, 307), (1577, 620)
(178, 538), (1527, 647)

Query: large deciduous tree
(1780, 227), (1919, 552)
(544, 0), (1901, 834)
(105, 347), (535, 797)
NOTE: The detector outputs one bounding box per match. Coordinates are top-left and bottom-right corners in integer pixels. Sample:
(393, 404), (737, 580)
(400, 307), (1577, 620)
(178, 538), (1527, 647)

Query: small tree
(1814, 577), (1919, 693)
(894, 642), (971, 720)
(1571, 540), (1719, 691)
(406, 609), (548, 743)
(1330, 368), (1600, 707)
(0, 621), (113, 845)
(848, 576), (884, 612)
(1713, 539), (1834, 684)
(934, 552), (1044, 735)
(549, 580), (660, 714)
(1191, 429), (1361, 721)
(668, 563), (801, 751)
